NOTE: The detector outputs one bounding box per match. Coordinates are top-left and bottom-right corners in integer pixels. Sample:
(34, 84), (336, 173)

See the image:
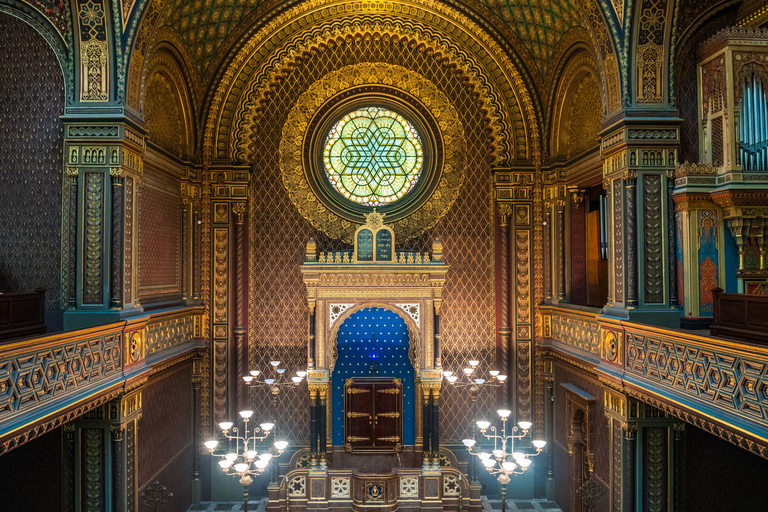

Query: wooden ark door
(344, 377), (402, 452)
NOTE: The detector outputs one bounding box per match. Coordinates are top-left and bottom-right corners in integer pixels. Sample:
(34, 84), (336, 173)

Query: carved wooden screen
(344, 377), (402, 452)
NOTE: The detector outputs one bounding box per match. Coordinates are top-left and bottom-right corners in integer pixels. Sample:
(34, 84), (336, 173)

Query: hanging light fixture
(462, 409), (546, 512)
(204, 411), (288, 512)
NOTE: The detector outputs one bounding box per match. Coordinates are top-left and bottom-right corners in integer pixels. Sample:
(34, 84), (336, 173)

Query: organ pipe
(738, 73), (768, 171)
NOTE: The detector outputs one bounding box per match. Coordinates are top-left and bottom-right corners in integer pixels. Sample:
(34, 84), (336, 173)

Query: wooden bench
(0, 289), (47, 342)
(711, 288), (768, 345)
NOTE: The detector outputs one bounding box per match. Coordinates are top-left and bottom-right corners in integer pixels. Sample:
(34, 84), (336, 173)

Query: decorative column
(181, 168), (202, 305)
(667, 171), (678, 307)
(110, 423), (126, 512)
(623, 423), (638, 512)
(544, 205), (553, 300)
(625, 171), (639, 308)
(318, 385), (328, 467)
(601, 126), (680, 326)
(308, 301), (316, 369)
(498, 203), (512, 408)
(62, 123), (146, 330)
(233, 201), (248, 412)
(556, 199), (567, 301)
(422, 386), (431, 469)
(431, 386), (440, 468)
(110, 167), (125, 309)
(433, 300), (442, 368)
(62, 424), (76, 512)
(309, 384), (319, 467)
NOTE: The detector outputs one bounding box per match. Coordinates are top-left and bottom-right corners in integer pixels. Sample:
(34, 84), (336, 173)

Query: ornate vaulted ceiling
(158, 0), (587, 83)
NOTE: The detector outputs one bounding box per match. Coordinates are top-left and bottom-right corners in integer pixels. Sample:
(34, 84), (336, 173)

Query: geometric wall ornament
(331, 477), (350, 498)
(395, 304), (420, 324)
(400, 476), (418, 498)
(281, 62), (466, 243)
(329, 304), (354, 326)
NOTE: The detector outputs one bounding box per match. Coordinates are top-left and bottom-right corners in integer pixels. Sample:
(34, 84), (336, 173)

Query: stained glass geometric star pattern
(323, 107), (424, 206)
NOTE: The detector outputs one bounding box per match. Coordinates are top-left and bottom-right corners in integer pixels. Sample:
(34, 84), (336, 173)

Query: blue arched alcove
(331, 307), (415, 446)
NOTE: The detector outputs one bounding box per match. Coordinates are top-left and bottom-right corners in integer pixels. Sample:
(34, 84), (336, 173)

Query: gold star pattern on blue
(332, 308), (415, 445)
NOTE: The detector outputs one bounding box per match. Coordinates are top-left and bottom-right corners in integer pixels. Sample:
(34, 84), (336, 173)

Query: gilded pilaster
(493, 168), (535, 426)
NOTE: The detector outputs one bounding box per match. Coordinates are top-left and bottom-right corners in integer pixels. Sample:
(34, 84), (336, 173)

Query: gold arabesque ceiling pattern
(161, 0), (584, 79)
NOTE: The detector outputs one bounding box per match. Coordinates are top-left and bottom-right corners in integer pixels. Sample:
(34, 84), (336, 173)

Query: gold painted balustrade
(541, 304), (768, 459)
(0, 305), (204, 455)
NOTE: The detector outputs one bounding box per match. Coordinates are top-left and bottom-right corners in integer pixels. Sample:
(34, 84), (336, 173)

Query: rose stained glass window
(323, 107), (424, 206)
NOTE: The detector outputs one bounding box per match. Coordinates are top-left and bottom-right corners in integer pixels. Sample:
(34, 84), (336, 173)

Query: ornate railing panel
(0, 305), (203, 454)
(0, 325), (123, 425)
(543, 305), (768, 456)
(542, 305), (601, 356)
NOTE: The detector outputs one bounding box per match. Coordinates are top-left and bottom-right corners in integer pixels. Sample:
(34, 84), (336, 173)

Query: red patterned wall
(247, 39), (494, 444)
(0, 13), (64, 316)
(138, 170), (182, 302)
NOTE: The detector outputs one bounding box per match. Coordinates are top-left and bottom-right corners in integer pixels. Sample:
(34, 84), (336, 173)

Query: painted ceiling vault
(156, 0), (590, 83)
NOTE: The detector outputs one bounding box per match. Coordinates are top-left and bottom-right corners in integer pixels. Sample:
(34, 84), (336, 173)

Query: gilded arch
(549, 48), (603, 159)
(201, 0), (543, 167)
(144, 46), (197, 157)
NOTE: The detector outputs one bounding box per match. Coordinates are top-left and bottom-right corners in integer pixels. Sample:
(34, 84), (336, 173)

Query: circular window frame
(304, 88), (444, 224)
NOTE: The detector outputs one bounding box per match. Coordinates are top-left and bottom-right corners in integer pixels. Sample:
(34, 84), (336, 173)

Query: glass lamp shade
(502, 461), (517, 471)
(239, 410), (254, 419)
(296, 371), (307, 378)
(478, 452), (492, 461)
(462, 439), (476, 447)
(264, 379), (275, 385)
(447, 375), (458, 383)
(442, 371), (454, 378)
(219, 422), (233, 431)
(512, 452), (526, 462)
(519, 458), (533, 468)
(277, 368), (286, 374)
(463, 368), (474, 375)
(270, 361), (281, 367)
(519, 421), (532, 430)
(497, 409), (512, 418)
(246, 450), (258, 460)
(225, 453), (238, 462)
(234, 463), (249, 473)
(255, 459), (269, 469)
(469, 360), (480, 367)
(292, 377), (302, 383)
(533, 440), (547, 449)
(259, 453), (273, 462)
(249, 370), (260, 377)
(497, 375), (508, 381)
(243, 376), (254, 383)
(476, 420), (491, 430)
(219, 460), (233, 469)
(481, 458), (497, 468)
(492, 449), (504, 458)
(260, 423), (275, 431)
(474, 378), (486, 384)
(204, 440), (219, 450)
(274, 441), (289, 450)
(489, 370), (500, 377)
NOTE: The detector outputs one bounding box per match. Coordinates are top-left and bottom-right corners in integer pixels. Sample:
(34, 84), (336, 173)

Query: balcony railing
(0, 305), (203, 454)
(541, 304), (768, 457)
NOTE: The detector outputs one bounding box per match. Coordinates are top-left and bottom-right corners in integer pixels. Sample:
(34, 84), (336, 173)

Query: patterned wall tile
(0, 13), (64, 311)
(247, 38), (494, 444)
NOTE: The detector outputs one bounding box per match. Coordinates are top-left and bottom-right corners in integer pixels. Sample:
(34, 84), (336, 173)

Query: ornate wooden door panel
(344, 377), (402, 452)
